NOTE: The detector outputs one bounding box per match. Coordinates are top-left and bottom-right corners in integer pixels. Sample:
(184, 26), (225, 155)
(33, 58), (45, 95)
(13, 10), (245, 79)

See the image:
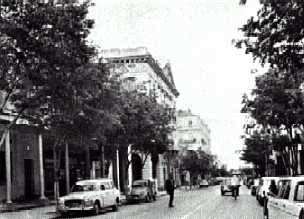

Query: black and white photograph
(1, 0), (304, 218)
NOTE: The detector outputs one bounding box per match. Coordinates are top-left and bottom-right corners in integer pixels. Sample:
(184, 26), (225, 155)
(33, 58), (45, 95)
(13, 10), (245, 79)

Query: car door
(284, 181), (304, 218)
(104, 181), (113, 207)
(99, 183), (107, 208)
(275, 180), (294, 219)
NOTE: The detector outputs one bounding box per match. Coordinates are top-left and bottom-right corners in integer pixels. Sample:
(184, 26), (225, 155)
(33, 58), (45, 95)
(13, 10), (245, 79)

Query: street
(0, 186), (263, 219)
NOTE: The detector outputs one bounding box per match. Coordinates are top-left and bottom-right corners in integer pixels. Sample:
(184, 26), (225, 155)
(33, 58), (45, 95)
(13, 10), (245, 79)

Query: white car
(256, 177), (279, 206)
(57, 178), (120, 216)
(267, 177), (304, 219)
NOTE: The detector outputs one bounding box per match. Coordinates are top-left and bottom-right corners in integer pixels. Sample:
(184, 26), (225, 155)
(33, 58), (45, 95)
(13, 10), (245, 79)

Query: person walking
(231, 174), (241, 197)
(165, 174), (175, 207)
(185, 171), (190, 190)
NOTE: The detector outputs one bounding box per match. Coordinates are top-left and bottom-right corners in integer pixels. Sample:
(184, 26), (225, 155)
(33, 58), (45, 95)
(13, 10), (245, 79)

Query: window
(295, 182), (304, 201)
(188, 120), (192, 127)
(277, 180), (291, 199)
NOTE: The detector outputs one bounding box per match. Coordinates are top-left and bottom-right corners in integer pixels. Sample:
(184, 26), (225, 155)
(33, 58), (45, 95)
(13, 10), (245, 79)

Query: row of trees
(0, 0), (174, 199)
(178, 148), (215, 180)
(236, 1), (304, 176)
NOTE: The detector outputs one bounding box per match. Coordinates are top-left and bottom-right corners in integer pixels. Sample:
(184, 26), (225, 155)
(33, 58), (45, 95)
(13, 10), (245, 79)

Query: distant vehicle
(57, 178), (120, 216)
(256, 177), (280, 206)
(220, 177), (233, 196)
(267, 176), (304, 219)
(246, 177), (254, 189)
(199, 179), (209, 188)
(126, 179), (157, 203)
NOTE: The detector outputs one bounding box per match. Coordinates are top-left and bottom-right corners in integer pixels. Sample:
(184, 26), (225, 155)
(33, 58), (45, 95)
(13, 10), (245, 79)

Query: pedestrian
(165, 173), (175, 208)
(231, 174), (241, 196)
(185, 171), (190, 190)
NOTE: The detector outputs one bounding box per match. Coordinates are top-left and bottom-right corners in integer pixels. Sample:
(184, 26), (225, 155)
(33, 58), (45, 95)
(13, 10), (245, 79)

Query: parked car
(246, 177), (254, 189)
(251, 178), (260, 196)
(126, 179), (157, 203)
(256, 177), (280, 206)
(199, 179), (209, 188)
(220, 177), (233, 196)
(267, 177), (304, 219)
(57, 178), (120, 216)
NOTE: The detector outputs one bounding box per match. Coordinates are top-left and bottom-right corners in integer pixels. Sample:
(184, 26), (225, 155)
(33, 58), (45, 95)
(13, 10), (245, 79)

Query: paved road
(0, 186), (264, 219)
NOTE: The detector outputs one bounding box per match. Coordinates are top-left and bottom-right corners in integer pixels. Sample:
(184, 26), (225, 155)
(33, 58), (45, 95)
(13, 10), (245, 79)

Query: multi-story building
(173, 109), (211, 153)
(100, 47), (179, 190)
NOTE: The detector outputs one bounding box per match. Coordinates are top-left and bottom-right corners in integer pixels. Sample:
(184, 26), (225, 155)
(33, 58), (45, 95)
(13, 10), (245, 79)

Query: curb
(0, 200), (54, 213)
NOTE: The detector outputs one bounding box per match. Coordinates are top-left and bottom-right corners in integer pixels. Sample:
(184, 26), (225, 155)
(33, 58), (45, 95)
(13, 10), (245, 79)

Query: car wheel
(112, 198), (119, 211)
(93, 201), (100, 215)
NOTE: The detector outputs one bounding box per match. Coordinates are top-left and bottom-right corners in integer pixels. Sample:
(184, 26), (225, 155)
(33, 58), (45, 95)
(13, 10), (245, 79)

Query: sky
(88, 0), (263, 169)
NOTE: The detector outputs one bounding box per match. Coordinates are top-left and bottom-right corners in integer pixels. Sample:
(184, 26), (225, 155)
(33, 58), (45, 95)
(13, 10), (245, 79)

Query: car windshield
(132, 181), (147, 187)
(71, 184), (96, 192)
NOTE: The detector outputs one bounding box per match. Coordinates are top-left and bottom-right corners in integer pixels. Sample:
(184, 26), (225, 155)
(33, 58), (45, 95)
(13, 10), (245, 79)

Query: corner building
(100, 47), (179, 190)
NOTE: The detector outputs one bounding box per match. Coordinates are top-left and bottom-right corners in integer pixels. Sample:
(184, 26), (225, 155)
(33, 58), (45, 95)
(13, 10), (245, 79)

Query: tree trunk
(53, 145), (60, 207)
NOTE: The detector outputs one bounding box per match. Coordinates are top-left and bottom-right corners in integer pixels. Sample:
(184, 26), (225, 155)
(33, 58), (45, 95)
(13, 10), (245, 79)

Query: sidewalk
(0, 199), (53, 212)
(0, 191), (168, 213)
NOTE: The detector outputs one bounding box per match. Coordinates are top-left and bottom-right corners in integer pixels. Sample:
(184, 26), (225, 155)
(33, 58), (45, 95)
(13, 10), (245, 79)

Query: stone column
(5, 130), (12, 204)
(38, 133), (46, 200)
(65, 143), (70, 194)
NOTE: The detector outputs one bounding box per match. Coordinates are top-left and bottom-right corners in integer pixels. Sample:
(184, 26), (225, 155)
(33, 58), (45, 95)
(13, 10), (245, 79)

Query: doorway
(24, 159), (34, 199)
(132, 154), (142, 180)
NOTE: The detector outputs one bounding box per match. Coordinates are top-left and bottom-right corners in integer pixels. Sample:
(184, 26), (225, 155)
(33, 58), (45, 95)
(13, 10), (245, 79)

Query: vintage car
(57, 178), (120, 216)
(220, 177), (233, 196)
(126, 179), (157, 203)
(199, 179), (209, 188)
(267, 177), (304, 219)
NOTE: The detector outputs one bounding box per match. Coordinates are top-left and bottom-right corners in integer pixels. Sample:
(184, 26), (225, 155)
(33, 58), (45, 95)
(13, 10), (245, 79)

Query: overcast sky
(88, 0), (262, 169)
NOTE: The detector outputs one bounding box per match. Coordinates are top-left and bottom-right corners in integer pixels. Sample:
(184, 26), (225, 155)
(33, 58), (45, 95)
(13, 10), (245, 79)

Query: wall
(0, 125), (40, 201)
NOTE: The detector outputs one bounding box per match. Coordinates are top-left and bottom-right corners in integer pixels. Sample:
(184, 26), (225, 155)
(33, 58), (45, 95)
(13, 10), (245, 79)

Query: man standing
(165, 174), (175, 207)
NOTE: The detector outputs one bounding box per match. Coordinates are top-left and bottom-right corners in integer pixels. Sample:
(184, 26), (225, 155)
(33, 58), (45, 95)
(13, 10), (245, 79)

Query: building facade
(100, 47), (179, 190)
(173, 109), (211, 153)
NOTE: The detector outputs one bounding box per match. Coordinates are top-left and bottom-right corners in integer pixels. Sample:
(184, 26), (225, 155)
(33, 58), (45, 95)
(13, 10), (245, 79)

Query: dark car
(251, 178), (260, 196)
(220, 178), (233, 196)
(126, 179), (157, 203)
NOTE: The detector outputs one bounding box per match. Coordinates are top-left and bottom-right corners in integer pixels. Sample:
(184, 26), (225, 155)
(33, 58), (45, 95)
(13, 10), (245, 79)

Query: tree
(237, 1), (304, 176)
(236, 1), (304, 73)
(241, 132), (269, 176)
(114, 90), (175, 171)
(241, 68), (304, 175)
(179, 148), (214, 179)
(0, 0), (107, 201)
